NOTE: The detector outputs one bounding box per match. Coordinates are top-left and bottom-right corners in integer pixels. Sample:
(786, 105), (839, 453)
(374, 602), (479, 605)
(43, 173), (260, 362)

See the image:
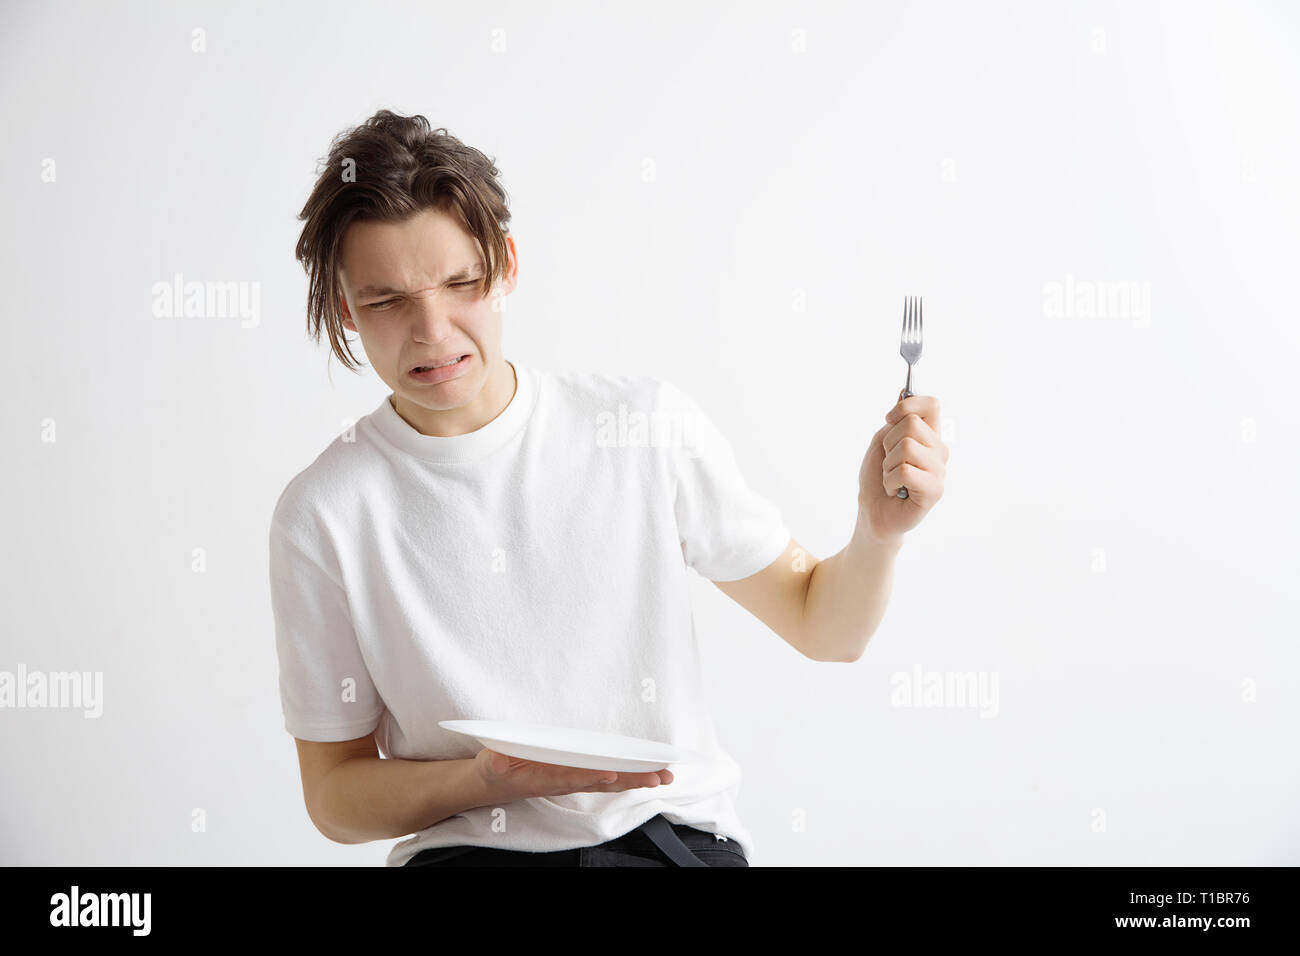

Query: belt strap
(636, 814), (708, 867)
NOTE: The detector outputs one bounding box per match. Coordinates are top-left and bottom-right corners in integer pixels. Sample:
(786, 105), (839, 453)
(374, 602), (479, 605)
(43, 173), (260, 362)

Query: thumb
(483, 749), (508, 775)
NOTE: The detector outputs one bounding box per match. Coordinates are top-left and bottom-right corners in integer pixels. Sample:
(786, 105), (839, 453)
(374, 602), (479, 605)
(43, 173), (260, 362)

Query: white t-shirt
(268, 359), (790, 866)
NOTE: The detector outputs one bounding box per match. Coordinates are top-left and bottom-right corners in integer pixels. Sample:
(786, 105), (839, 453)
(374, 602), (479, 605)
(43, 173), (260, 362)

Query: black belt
(635, 814), (709, 867)
(405, 814), (711, 866)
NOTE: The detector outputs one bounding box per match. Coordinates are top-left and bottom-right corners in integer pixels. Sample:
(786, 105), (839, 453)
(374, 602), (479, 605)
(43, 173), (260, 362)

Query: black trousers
(404, 813), (749, 867)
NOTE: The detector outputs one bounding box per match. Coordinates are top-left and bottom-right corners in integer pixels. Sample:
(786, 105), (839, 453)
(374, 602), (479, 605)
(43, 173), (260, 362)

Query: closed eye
(366, 280), (479, 310)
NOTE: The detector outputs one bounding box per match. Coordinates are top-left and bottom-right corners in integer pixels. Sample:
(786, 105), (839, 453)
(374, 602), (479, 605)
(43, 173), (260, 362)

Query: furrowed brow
(355, 263), (485, 300)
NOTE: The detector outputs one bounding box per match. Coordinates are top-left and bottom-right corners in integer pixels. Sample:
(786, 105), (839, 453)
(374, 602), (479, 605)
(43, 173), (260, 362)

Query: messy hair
(294, 110), (512, 371)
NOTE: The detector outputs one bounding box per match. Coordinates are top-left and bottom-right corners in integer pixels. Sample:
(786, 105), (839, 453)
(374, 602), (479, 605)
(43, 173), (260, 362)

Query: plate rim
(438, 718), (709, 764)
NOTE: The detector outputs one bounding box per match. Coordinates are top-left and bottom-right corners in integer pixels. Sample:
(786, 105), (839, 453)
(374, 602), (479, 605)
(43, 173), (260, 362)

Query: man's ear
(339, 293), (356, 333)
(504, 234), (519, 291)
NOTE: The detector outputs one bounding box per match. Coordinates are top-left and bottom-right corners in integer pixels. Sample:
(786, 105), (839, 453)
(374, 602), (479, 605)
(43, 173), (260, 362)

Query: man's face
(337, 206), (517, 428)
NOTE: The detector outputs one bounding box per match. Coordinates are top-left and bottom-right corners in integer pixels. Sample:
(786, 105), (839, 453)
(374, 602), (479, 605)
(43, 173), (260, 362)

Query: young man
(270, 110), (948, 867)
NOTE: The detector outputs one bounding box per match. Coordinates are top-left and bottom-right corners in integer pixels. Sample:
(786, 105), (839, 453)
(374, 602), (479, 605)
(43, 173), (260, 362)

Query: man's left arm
(713, 393), (947, 663)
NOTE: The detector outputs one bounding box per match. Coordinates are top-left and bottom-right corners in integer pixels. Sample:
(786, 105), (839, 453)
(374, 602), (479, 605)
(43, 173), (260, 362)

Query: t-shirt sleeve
(663, 381), (791, 582)
(268, 505), (385, 742)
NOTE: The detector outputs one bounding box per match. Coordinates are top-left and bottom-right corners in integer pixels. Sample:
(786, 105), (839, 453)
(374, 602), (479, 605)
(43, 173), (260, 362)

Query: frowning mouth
(408, 354), (470, 382)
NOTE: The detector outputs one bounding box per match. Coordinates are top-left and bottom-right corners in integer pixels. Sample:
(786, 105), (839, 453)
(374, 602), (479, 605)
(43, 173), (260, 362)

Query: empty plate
(438, 719), (716, 773)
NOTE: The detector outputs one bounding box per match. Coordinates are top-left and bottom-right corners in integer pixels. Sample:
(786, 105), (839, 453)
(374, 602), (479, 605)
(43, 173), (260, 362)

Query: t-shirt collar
(368, 359), (536, 463)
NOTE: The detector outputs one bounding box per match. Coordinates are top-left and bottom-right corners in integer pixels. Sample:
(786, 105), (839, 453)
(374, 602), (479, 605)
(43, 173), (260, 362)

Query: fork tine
(918, 296), (922, 344)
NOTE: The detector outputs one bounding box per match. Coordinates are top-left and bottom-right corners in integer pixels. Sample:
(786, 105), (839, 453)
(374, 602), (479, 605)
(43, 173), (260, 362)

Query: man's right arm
(296, 734), (496, 844)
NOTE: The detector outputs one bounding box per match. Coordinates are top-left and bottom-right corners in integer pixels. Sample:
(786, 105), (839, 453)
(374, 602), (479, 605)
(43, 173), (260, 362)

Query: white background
(1, 0), (1296, 865)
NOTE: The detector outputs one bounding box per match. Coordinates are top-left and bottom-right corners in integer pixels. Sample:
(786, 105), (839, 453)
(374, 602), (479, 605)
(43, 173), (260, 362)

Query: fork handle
(896, 385), (913, 499)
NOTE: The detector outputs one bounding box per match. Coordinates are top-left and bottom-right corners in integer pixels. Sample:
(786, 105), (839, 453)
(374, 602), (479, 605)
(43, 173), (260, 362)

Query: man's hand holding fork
(856, 297), (948, 546)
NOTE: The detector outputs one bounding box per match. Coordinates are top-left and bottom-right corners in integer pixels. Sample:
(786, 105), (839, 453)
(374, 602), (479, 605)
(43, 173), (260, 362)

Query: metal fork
(896, 296), (923, 499)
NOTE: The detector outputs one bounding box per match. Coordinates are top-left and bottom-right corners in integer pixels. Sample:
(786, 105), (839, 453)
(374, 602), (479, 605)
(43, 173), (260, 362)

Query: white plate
(438, 719), (716, 773)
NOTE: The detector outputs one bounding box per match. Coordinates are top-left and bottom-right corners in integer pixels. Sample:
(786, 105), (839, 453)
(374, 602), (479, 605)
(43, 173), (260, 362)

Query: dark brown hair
(295, 110), (512, 371)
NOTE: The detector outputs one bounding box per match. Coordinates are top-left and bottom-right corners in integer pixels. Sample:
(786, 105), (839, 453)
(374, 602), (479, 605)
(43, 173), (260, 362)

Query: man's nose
(409, 290), (456, 336)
